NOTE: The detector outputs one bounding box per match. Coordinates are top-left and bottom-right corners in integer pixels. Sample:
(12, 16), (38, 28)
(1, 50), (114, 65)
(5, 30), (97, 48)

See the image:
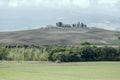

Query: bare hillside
(0, 27), (120, 46)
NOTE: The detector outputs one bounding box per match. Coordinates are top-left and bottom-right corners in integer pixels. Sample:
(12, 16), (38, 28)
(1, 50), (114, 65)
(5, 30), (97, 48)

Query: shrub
(39, 53), (49, 61)
(52, 52), (65, 62)
(80, 41), (91, 46)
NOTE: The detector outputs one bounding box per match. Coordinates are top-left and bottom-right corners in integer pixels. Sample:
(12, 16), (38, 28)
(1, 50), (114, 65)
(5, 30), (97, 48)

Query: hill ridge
(0, 26), (120, 46)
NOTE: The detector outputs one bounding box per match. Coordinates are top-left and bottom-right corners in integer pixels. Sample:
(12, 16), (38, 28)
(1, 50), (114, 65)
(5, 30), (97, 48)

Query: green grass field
(0, 61), (120, 80)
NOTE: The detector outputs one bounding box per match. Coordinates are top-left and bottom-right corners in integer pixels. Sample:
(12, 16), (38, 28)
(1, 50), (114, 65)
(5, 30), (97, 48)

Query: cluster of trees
(0, 45), (120, 62)
(56, 22), (87, 28)
(7, 47), (49, 61)
(49, 45), (120, 62)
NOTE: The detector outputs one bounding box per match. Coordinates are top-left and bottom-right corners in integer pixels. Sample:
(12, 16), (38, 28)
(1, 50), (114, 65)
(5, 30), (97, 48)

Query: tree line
(0, 45), (120, 62)
(56, 22), (87, 28)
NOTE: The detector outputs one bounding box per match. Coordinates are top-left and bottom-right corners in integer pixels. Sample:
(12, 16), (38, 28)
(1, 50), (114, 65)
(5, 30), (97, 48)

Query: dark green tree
(100, 46), (117, 61)
(56, 22), (63, 27)
(80, 46), (96, 61)
(116, 47), (120, 60)
(0, 46), (9, 60)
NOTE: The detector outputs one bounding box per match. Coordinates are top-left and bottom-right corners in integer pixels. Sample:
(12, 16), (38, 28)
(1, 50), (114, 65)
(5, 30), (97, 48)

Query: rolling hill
(0, 26), (120, 46)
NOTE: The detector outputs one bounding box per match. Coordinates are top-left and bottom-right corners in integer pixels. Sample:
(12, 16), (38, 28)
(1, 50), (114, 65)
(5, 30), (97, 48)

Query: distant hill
(0, 26), (120, 46)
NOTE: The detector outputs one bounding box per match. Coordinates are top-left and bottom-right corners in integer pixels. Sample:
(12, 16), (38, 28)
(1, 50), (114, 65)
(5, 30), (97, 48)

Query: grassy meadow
(0, 61), (120, 80)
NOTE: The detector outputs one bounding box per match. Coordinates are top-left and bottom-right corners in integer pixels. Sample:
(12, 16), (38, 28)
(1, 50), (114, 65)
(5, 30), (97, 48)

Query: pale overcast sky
(0, 0), (120, 31)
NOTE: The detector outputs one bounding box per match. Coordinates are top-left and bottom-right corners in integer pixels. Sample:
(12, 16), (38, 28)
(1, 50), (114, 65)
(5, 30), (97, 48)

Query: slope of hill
(0, 26), (120, 46)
